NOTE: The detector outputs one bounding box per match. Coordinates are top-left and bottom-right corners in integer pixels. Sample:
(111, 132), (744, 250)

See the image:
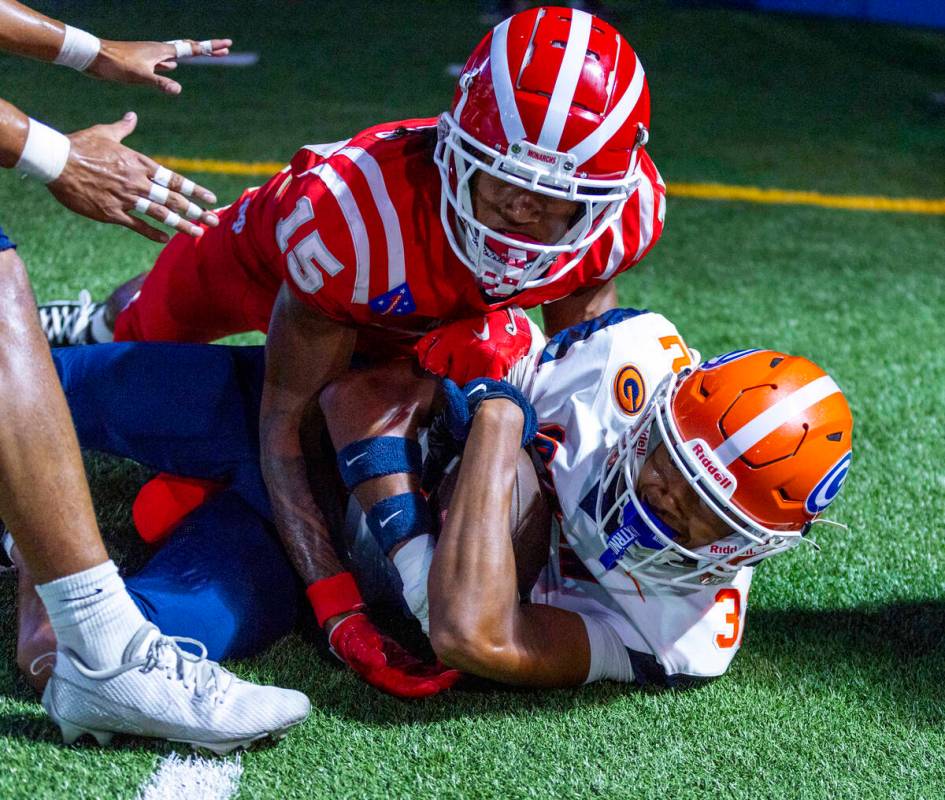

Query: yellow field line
(155, 156), (945, 215)
(669, 182), (945, 215)
(156, 156), (284, 176)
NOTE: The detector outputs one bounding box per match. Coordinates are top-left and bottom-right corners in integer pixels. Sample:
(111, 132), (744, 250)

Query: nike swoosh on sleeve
(378, 509), (404, 528)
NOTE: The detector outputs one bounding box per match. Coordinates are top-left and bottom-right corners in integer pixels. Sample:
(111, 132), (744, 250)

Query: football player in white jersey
(324, 307), (854, 687)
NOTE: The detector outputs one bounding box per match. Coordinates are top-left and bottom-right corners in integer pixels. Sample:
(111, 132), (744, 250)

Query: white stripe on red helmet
(488, 17), (527, 144)
(571, 52), (646, 167)
(537, 10), (593, 152)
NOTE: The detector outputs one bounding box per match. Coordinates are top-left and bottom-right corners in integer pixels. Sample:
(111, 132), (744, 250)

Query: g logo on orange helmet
(805, 451), (853, 515)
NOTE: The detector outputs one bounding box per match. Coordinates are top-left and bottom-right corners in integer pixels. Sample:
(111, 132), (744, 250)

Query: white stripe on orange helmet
(714, 375), (841, 466)
(537, 10), (593, 152)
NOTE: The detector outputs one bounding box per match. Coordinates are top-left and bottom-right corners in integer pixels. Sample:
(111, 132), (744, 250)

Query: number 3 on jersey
(276, 197), (344, 294)
(713, 588), (742, 649)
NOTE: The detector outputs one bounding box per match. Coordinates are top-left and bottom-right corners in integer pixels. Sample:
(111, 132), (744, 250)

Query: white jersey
(519, 309), (753, 686)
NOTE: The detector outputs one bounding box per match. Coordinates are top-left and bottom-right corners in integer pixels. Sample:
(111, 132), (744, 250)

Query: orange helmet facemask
(595, 349), (854, 587)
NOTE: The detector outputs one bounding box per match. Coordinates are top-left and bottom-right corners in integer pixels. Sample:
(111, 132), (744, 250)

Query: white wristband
(15, 119), (71, 184)
(392, 533), (436, 635)
(54, 25), (101, 72)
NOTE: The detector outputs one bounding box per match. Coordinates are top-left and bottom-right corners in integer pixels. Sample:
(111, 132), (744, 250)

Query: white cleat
(41, 623), (310, 753)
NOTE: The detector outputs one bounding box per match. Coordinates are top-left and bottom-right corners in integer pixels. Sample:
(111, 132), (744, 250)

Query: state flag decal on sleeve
(369, 282), (416, 316)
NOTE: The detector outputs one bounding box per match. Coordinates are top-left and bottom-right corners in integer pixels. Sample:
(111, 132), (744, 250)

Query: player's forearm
(0, 250), (108, 581)
(0, 97), (30, 169)
(0, 0), (67, 62)
(260, 414), (345, 585)
(261, 285), (355, 585)
(428, 400), (523, 672)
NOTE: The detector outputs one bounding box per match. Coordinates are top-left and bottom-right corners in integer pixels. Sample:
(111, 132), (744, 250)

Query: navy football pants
(52, 343), (303, 660)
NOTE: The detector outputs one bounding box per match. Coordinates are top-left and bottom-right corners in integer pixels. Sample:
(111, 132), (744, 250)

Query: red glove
(308, 572), (461, 699)
(132, 472), (225, 545)
(328, 613), (462, 699)
(416, 306), (532, 384)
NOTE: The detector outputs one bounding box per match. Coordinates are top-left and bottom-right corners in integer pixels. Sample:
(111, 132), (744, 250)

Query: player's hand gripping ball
(439, 377), (538, 447)
(416, 307), (533, 384)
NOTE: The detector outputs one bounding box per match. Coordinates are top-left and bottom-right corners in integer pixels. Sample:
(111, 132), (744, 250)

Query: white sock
(89, 305), (114, 343)
(35, 560), (147, 670)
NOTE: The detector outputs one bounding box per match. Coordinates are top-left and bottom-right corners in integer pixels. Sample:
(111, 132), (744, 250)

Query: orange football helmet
(594, 348), (854, 586)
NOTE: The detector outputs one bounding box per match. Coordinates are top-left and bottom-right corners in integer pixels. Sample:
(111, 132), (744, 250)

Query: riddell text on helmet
(689, 442), (735, 491)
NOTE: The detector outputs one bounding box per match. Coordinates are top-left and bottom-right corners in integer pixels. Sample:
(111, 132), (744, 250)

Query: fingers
(131, 165), (221, 236)
(165, 38), (232, 59)
(148, 163), (218, 206)
(133, 198), (201, 238)
(155, 75), (182, 96)
(117, 212), (170, 244)
(100, 111), (138, 143)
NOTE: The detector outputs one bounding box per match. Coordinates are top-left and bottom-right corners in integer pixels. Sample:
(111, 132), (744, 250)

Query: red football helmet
(595, 349), (854, 587)
(434, 6), (651, 297)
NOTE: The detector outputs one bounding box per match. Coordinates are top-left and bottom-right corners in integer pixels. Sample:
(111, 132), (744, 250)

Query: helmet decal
(804, 451), (852, 515)
(613, 364), (646, 415)
(681, 438), (737, 499)
(699, 349), (763, 371)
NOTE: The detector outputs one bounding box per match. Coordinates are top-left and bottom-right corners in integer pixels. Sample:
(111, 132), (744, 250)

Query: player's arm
(260, 283), (356, 586)
(0, 0), (230, 95)
(427, 397), (591, 687)
(0, 96), (218, 242)
(540, 280), (618, 338)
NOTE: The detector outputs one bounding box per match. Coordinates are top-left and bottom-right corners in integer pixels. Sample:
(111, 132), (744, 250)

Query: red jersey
(229, 118), (665, 339)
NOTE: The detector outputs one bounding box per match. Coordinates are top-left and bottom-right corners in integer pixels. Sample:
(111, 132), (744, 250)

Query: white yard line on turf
(134, 752), (242, 800)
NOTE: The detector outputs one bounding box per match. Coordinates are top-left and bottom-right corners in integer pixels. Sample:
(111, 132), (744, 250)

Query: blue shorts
(54, 343), (297, 660)
(53, 342), (402, 660)
(0, 225), (16, 252)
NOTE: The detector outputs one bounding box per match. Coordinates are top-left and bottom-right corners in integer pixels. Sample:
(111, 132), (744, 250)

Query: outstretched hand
(329, 613), (461, 699)
(48, 112), (219, 242)
(87, 38), (232, 96)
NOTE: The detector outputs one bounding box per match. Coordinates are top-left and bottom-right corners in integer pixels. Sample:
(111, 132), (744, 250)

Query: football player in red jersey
(39, 8), (667, 683)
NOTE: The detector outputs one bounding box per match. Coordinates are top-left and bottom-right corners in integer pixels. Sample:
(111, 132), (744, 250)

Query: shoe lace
(141, 635), (233, 703)
(29, 651), (56, 676)
(38, 290), (97, 346)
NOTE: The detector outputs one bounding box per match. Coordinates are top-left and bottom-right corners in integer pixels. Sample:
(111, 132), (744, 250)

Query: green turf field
(2, 1), (945, 797)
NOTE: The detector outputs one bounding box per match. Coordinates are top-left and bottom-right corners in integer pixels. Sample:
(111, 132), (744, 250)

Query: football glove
(308, 571), (460, 699)
(416, 307), (533, 384)
(328, 613), (461, 699)
(439, 377), (538, 448)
